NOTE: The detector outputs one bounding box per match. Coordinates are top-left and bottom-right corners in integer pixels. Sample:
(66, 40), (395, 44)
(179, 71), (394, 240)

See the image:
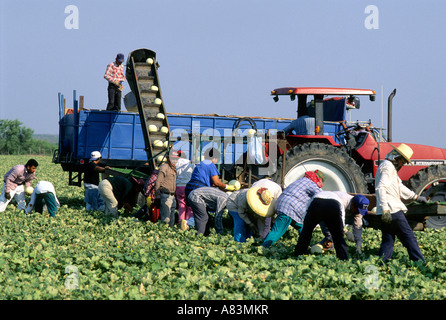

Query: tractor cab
(271, 87), (377, 145)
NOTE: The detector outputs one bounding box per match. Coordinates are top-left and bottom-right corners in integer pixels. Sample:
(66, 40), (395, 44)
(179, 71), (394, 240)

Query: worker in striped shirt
(187, 186), (228, 236)
(104, 53), (125, 111)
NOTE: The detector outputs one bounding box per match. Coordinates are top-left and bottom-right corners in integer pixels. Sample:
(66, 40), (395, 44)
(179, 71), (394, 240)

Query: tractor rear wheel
(272, 142), (369, 193)
(409, 165), (446, 229)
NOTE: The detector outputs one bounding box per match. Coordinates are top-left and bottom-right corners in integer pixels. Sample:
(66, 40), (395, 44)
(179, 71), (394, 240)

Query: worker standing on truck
(375, 143), (428, 263)
(104, 53), (125, 111)
(0, 159), (38, 212)
(84, 151), (110, 211)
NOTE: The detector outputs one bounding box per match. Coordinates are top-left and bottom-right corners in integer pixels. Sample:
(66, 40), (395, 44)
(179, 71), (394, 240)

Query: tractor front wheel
(272, 142), (369, 193)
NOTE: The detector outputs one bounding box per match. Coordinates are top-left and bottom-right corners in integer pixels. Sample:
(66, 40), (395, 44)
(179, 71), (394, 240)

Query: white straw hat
(390, 143), (413, 165)
(246, 187), (276, 218)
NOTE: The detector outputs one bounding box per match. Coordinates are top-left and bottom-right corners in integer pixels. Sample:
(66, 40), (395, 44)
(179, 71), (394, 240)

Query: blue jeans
(379, 210), (425, 262)
(159, 193), (176, 227)
(84, 183), (105, 211)
(228, 210), (253, 242)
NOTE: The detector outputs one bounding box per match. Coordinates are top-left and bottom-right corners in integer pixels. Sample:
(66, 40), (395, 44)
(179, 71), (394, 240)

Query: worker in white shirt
(375, 143), (427, 262)
(25, 181), (60, 217)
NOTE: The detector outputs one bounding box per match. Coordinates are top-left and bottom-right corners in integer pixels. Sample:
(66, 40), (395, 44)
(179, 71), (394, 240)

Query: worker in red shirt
(104, 53), (125, 111)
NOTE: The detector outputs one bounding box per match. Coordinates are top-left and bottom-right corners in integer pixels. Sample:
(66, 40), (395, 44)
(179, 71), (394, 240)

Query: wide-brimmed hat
(390, 143), (413, 165)
(246, 187), (276, 218)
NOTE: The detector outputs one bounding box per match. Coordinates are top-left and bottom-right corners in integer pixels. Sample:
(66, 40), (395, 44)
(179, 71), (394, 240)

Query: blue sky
(1, 0), (445, 149)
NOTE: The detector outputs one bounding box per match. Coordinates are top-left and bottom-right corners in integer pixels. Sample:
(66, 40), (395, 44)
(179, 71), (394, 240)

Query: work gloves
(225, 184), (237, 192)
(381, 210), (392, 224)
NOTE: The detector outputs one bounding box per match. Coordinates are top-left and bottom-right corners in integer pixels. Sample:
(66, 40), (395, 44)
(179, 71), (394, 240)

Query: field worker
(174, 150), (195, 231)
(0, 159), (38, 212)
(375, 144), (427, 263)
(187, 186), (228, 236)
(282, 115), (315, 135)
(134, 169), (160, 222)
(155, 151), (179, 227)
(84, 151), (111, 211)
(104, 53), (125, 111)
(261, 170), (325, 248)
(294, 191), (370, 260)
(226, 178), (282, 242)
(185, 148), (237, 200)
(25, 180), (60, 218)
(98, 175), (145, 217)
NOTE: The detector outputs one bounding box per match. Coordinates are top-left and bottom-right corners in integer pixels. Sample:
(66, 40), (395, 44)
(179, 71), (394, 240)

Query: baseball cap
(116, 53), (125, 62)
(352, 194), (370, 216)
(90, 151), (102, 161)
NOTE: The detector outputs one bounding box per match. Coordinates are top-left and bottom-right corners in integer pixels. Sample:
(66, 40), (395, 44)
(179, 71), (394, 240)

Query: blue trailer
(54, 89), (295, 185)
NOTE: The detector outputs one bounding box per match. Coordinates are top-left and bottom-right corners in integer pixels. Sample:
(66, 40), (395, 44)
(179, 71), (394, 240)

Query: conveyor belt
(126, 48), (170, 172)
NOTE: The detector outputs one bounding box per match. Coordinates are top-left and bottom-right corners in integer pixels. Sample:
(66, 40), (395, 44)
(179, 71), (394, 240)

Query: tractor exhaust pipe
(387, 88), (396, 142)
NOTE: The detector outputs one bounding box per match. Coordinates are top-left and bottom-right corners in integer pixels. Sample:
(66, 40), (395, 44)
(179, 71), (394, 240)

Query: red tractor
(269, 87), (446, 228)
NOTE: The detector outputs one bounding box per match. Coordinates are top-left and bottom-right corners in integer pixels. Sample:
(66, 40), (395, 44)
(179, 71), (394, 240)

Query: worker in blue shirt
(282, 115), (315, 135)
(185, 148), (236, 200)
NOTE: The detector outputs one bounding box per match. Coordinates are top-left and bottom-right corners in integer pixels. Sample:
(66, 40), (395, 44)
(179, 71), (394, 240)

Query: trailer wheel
(272, 142), (369, 193)
(409, 165), (446, 229)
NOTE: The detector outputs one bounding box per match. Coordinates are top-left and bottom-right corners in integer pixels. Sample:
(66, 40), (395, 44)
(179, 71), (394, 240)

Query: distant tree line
(0, 119), (57, 156)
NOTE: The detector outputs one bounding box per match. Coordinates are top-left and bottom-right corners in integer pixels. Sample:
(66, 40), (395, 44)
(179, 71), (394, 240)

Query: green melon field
(1, 155), (446, 301)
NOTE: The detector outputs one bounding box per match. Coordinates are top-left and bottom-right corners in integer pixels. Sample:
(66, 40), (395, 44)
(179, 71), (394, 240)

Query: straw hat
(390, 143), (413, 165)
(246, 187), (276, 218)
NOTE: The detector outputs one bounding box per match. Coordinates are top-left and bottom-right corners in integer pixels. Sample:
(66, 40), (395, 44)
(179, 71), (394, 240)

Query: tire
(271, 142), (368, 193)
(409, 165), (446, 229)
